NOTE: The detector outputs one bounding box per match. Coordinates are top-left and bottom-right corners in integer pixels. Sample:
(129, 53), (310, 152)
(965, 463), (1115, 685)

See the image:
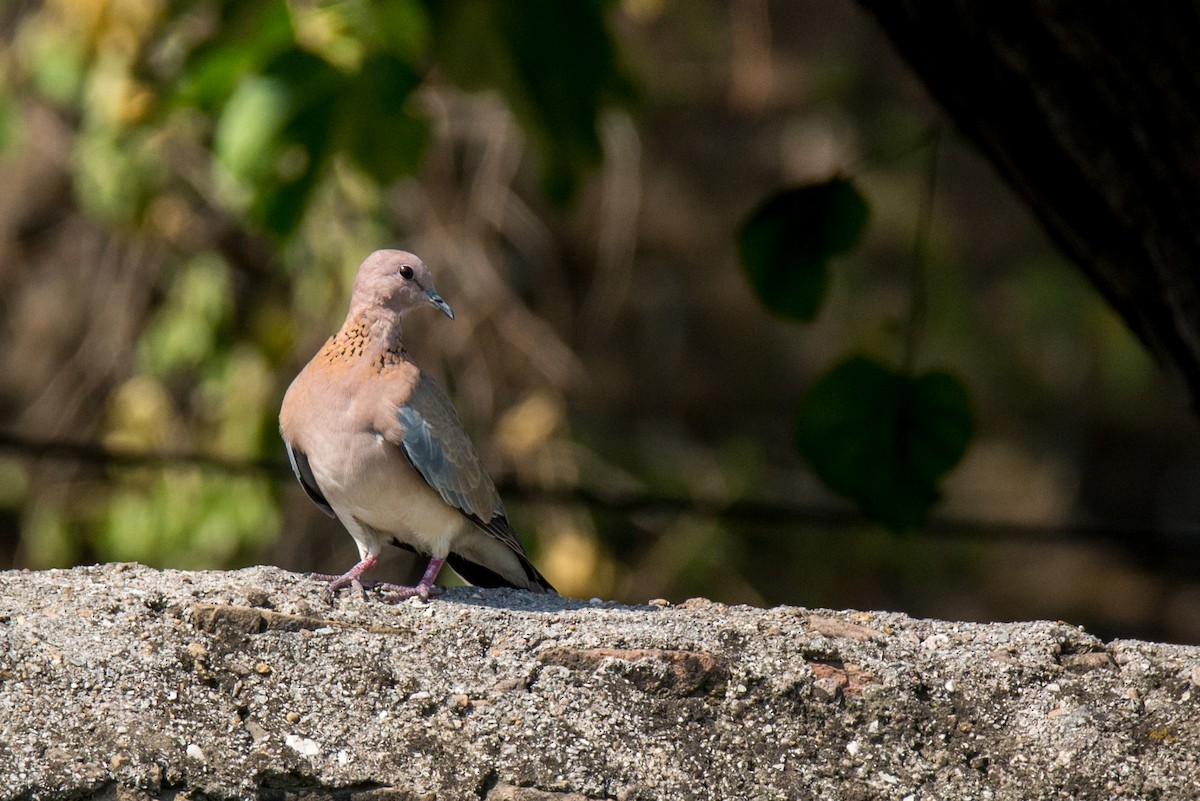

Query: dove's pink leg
(381, 556), (446, 601)
(310, 554), (379, 597)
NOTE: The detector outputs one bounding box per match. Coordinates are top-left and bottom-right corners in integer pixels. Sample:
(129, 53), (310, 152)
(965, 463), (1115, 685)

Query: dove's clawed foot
(379, 555), (446, 602)
(309, 554), (379, 598)
(310, 553), (446, 602)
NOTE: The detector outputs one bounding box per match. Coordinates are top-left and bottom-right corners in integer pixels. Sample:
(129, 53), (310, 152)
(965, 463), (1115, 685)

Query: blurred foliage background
(2, 0), (1198, 643)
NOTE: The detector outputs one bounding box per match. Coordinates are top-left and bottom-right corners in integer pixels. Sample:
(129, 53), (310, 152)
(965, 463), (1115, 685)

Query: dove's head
(349, 249), (455, 320)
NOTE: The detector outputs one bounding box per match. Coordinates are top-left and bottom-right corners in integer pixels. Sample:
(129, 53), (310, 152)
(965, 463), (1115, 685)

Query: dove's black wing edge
(285, 440), (336, 518)
(387, 527), (556, 594)
(454, 512), (557, 594)
(447, 552), (556, 593)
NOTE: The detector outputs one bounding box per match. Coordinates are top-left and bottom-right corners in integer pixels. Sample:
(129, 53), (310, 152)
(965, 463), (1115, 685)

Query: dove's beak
(426, 288), (454, 319)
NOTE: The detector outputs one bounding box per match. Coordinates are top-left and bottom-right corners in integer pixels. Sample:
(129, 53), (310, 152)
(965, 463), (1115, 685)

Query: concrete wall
(1, 564), (1197, 799)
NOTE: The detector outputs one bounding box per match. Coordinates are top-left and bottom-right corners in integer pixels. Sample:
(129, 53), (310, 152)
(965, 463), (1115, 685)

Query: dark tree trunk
(856, 0), (1200, 408)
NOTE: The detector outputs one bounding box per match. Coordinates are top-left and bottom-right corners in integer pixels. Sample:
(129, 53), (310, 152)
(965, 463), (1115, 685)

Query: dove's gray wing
(392, 374), (553, 591)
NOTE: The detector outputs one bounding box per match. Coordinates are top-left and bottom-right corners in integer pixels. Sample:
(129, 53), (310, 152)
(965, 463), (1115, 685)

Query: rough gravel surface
(0, 564), (1198, 800)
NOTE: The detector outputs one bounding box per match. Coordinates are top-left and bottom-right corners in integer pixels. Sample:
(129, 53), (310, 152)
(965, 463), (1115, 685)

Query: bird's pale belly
(312, 428), (465, 558)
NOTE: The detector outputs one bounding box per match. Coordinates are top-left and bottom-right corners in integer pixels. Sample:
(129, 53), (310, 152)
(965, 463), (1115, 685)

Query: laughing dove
(279, 250), (555, 600)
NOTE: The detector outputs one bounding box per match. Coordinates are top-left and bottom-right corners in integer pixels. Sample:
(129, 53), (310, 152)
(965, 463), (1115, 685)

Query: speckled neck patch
(323, 316), (407, 372)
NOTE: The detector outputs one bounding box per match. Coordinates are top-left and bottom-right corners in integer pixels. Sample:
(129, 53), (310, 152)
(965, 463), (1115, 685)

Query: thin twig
(901, 125), (943, 375)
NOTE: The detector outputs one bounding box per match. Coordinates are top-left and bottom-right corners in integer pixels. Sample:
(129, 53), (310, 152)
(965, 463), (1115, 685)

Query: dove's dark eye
(399, 264), (414, 280)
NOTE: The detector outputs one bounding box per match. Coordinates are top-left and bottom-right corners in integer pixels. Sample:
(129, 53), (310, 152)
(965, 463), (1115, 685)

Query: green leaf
(370, 0), (431, 60)
(0, 91), (23, 155)
(137, 252), (233, 376)
(72, 127), (165, 224)
(213, 75), (293, 181)
(739, 178), (868, 321)
(339, 52), (427, 184)
(213, 49), (342, 235)
(796, 356), (972, 530)
(172, 1), (296, 110)
(429, 0), (630, 202)
(255, 90), (338, 236)
(22, 22), (87, 107)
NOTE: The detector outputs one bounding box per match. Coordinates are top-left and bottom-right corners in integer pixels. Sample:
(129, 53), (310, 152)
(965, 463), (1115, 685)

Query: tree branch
(856, 0), (1200, 407)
